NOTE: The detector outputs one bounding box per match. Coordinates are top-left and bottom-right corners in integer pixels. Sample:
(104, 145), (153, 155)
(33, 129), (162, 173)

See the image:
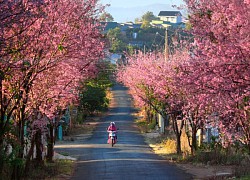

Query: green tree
(79, 85), (108, 115)
(140, 11), (158, 29)
(78, 62), (114, 116)
(99, 12), (114, 22)
(107, 27), (127, 53)
(134, 18), (141, 23)
(127, 45), (135, 55)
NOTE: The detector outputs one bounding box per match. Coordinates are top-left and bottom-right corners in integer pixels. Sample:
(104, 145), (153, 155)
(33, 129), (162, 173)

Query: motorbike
(107, 130), (117, 147)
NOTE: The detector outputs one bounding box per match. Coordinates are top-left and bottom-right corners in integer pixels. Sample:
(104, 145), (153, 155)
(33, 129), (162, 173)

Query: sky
(99, 0), (185, 22)
(99, 0), (184, 8)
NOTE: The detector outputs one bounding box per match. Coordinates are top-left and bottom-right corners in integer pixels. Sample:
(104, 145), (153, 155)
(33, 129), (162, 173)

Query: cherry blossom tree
(0, 1), (45, 176)
(117, 51), (190, 154)
(1, 0), (105, 177)
(184, 0), (250, 151)
(117, 0), (249, 157)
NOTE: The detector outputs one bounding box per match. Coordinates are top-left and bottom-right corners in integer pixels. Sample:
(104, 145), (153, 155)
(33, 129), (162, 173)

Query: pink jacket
(107, 124), (117, 131)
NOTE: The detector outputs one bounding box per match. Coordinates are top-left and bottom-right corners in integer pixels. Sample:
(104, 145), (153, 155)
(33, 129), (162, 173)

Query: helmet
(110, 122), (115, 125)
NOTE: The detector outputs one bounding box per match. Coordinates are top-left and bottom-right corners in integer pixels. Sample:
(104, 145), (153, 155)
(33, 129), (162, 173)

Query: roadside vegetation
(0, 0), (108, 179)
(135, 111), (250, 179)
(117, 0), (249, 178)
(11, 61), (115, 180)
(1, 0), (249, 179)
(2, 158), (74, 180)
(29, 160), (74, 180)
(77, 61), (115, 121)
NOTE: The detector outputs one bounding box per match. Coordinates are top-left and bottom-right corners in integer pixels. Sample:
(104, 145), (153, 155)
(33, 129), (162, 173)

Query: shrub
(147, 118), (157, 131)
(161, 139), (177, 154)
(136, 119), (148, 133)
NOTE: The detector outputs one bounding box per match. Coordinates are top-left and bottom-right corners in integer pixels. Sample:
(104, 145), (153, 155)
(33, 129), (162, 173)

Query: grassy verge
(68, 123), (96, 136)
(25, 159), (74, 180)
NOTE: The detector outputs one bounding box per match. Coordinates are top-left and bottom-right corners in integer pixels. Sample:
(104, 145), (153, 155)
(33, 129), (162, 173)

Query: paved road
(55, 84), (193, 180)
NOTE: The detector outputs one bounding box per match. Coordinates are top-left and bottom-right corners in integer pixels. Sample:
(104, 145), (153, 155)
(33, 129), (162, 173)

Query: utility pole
(164, 28), (169, 61)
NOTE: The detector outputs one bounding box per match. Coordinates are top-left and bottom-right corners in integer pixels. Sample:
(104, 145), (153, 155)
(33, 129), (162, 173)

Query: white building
(158, 11), (182, 23)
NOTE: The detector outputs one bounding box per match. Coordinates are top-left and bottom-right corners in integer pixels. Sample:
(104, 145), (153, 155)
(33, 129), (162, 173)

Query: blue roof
(101, 22), (119, 31)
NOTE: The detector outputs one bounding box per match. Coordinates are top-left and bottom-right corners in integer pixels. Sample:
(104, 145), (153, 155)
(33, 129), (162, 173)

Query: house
(150, 20), (185, 30)
(128, 41), (144, 47)
(119, 22), (141, 32)
(108, 53), (122, 65)
(150, 11), (184, 29)
(101, 22), (119, 33)
(100, 22), (142, 35)
(158, 11), (182, 24)
(150, 20), (172, 29)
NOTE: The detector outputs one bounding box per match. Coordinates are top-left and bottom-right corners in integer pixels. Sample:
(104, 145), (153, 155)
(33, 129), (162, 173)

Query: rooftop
(158, 11), (182, 17)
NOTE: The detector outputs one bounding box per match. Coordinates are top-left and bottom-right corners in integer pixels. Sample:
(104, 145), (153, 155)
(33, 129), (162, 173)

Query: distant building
(108, 53), (122, 65)
(150, 11), (184, 29)
(100, 22), (142, 34)
(158, 11), (182, 24)
(101, 22), (119, 33)
(128, 41), (144, 47)
(150, 20), (172, 29)
(150, 20), (185, 29)
(119, 22), (141, 32)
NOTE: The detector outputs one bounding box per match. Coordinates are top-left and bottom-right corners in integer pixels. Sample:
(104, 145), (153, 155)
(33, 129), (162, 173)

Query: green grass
(236, 175), (250, 180)
(26, 159), (75, 180)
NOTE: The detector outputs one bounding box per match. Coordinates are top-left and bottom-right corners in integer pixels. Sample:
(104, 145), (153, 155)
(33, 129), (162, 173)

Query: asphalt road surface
(55, 83), (193, 180)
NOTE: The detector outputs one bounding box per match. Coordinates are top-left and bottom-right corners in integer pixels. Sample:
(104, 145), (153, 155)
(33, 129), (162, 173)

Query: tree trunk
(11, 164), (22, 180)
(248, 145), (250, 155)
(191, 127), (197, 155)
(0, 114), (6, 177)
(176, 132), (182, 154)
(146, 108), (151, 123)
(11, 120), (24, 180)
(172, 115), (184, 155)
(47, 125), (54, 162)
(199, 127), (204, 147)
(0, 142), (4, 178)
(24, 136), (35, 176)
(17, 118), (25, 159)
(35, 130), (43, 163)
